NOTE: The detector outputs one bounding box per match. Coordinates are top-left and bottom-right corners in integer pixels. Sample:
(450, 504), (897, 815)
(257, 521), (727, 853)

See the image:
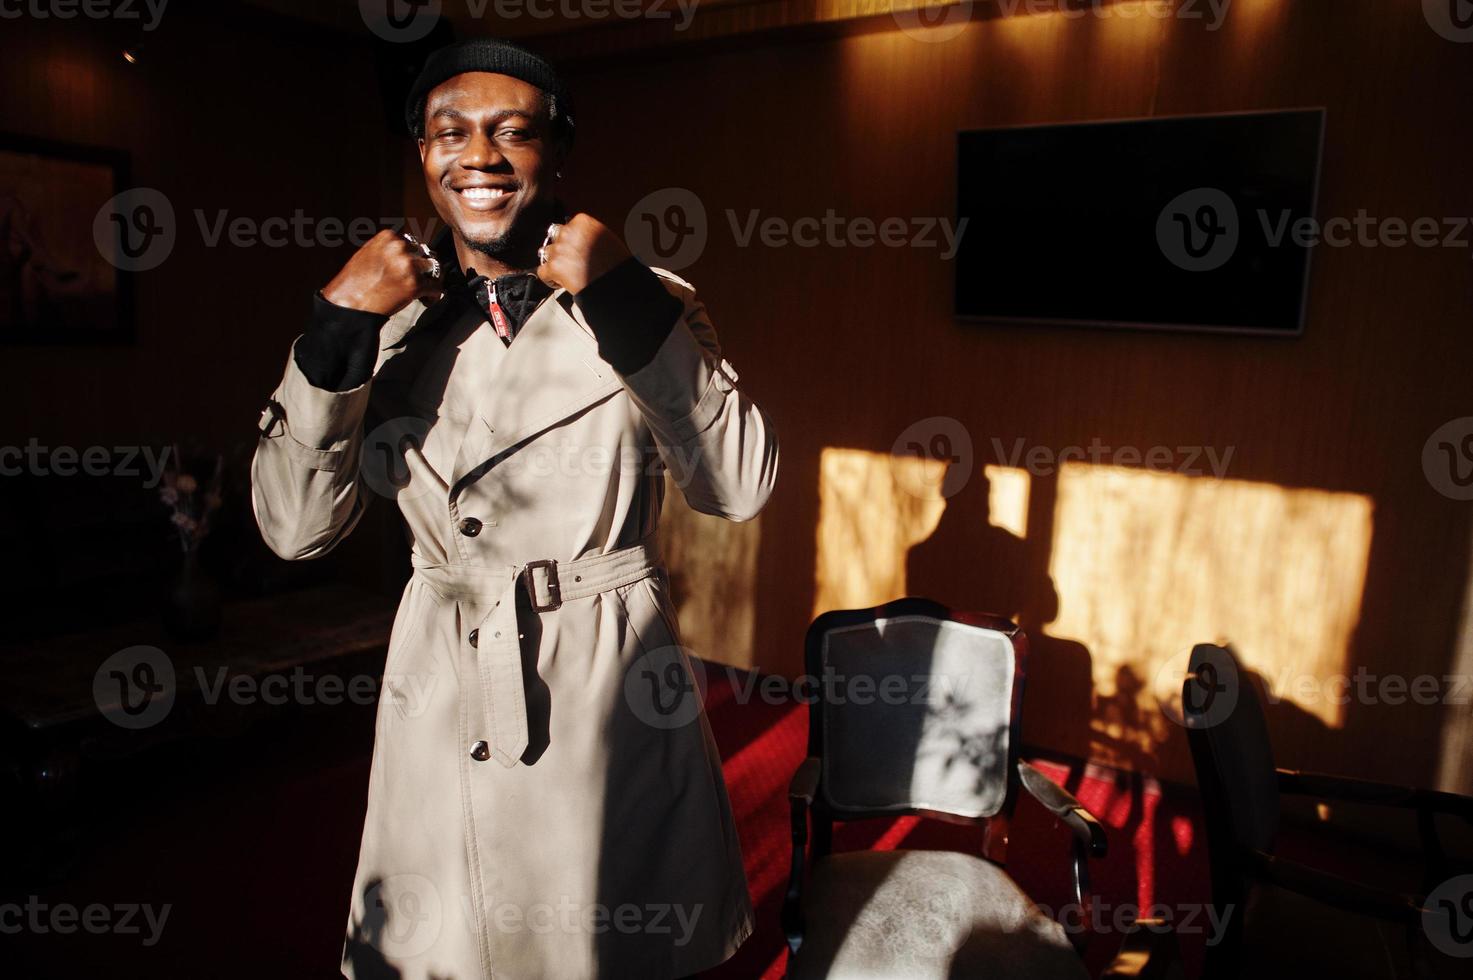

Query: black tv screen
(954, 109), (1325, 335)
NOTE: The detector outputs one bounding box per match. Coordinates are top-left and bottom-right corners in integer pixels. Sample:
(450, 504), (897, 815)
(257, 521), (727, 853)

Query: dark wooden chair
(782, 597), (1178, 979)
(1183, 642), (1473, 978)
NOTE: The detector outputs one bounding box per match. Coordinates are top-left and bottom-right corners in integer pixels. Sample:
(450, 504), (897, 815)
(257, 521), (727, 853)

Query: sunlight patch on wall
(1436, 519), (1473, 796)
(658, 473), (761, 670)
(991, 0), (1161, 45)
(985, 464), (1030, 539)
(1207, 0), (1290, 79)
(814, 448), (947, 616)
(1221, 0), (1288, 43)
(1047, 462), (1373, 733)
(991, 0), (1067, 58)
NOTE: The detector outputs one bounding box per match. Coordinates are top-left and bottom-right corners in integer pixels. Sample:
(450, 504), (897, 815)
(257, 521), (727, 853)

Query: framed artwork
(0, 134), (133, 344)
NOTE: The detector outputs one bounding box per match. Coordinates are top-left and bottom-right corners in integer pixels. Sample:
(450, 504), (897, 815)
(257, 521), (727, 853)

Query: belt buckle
(523, 559), (561, 612)
(257, 399), (285, 437)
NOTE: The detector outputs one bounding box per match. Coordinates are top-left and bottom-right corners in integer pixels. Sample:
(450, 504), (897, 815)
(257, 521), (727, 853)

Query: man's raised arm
(251, 229), (443, 560)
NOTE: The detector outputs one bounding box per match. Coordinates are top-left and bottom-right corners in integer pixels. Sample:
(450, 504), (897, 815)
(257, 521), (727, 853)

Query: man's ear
(417, 138), (427, 164)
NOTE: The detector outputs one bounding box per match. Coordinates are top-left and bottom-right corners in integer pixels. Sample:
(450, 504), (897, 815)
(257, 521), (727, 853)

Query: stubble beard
(462, 196), (557, 269)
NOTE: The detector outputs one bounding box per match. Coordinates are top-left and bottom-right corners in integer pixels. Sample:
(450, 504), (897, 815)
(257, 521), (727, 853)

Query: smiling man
(250, 38), (777, 980)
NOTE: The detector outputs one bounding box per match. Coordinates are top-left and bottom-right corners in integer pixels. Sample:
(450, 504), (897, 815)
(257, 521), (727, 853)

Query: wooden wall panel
(0, 8), (398, 446)
(543, 0), (1473, 787)
(0, 8), (406, 594)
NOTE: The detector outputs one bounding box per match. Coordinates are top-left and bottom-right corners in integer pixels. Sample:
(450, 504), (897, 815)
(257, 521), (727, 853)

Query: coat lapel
(448, 290), (623, 498)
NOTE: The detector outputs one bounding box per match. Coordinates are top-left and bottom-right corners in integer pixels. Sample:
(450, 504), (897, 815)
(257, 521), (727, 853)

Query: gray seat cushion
(788, 850), (1089, 980)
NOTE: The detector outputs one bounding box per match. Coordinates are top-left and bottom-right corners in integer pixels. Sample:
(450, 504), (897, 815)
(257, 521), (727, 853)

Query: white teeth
(460, 187), (508, 200)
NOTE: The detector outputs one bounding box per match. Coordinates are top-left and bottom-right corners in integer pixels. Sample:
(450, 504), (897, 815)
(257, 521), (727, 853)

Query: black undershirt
(293, 256), (682, 392)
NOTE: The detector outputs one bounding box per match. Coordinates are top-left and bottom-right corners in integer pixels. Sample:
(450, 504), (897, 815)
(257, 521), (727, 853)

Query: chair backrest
(805, 597), (1027, 823)
(1183, 643), (1283, 976)
(1183, 642), (1281, 855)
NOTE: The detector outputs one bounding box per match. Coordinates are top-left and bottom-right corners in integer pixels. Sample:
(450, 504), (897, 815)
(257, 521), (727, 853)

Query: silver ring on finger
(426, 256), (441, 279)
(537, 245), (549, 266)
(541, 223), (561, 249)
(402, 232), (420, 247)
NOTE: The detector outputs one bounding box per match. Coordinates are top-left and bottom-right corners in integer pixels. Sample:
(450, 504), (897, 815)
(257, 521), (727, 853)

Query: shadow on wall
(902, 458), (1351, 949)
(658, 471), (764, 671)
(814, 447), (1377, 788)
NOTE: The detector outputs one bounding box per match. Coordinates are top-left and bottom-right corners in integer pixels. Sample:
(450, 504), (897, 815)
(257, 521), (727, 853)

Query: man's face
(418, 72), (562, 262)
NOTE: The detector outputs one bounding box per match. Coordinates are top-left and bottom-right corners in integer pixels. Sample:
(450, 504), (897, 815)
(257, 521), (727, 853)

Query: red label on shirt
(487, 286), (511, 340)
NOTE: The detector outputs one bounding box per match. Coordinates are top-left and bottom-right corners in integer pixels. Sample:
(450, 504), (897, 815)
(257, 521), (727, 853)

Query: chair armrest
(1277, 769), (1473, 885)
(790, 755), (820, 804)
(1018, 760), (1107, 954)
(783, 756), (822, 955)
(1277, 769), (1473, 821)
(1246, 849), (1423, 924)
(1099, 919), (1182, 979)
(1018, 760), (1108, 858)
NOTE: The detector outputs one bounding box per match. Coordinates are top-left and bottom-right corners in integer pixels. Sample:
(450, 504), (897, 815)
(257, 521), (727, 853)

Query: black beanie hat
(404, 38), (573, 140)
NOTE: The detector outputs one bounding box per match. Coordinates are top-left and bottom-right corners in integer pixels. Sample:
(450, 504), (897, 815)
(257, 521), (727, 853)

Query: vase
(164, 550), (222, 642)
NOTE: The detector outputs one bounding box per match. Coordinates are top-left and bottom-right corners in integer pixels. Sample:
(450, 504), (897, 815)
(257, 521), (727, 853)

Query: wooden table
(0, 584), (395, 876)
(1, 584), (394, 733)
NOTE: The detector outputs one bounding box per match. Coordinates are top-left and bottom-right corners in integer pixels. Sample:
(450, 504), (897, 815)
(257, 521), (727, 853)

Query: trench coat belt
(409, 538), (663, 768)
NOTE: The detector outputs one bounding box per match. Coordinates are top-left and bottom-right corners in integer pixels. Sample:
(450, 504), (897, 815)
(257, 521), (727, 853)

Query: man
(251, 38), (777, 980)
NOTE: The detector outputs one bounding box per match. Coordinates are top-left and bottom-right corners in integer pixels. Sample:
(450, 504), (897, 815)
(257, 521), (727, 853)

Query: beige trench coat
(250, 268), (778, 979)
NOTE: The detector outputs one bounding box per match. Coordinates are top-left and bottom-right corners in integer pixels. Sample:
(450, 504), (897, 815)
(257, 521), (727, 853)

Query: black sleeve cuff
(292, 291), (390, 391)
(572, 257), (683, 375)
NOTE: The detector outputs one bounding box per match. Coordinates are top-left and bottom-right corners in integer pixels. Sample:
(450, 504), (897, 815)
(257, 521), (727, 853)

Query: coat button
(468, 628), (478, 648)
(470, 740), (491, 762)
(459, 517), (483, 537)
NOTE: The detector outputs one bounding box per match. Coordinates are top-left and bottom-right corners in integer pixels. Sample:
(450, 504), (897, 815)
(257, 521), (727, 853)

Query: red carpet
(7, 661), (1213, 979)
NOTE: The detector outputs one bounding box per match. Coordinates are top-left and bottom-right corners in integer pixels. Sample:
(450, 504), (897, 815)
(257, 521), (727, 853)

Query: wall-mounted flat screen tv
(954, 109), (1325, 335)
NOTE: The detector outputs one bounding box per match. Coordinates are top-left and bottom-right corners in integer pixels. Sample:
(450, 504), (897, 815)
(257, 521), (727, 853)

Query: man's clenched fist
(535, 213), (632, 295)
(322, 229), (443, 316)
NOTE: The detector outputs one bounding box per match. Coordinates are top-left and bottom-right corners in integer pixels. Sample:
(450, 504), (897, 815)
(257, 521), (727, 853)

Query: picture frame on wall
(0, 133), (133, 345)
